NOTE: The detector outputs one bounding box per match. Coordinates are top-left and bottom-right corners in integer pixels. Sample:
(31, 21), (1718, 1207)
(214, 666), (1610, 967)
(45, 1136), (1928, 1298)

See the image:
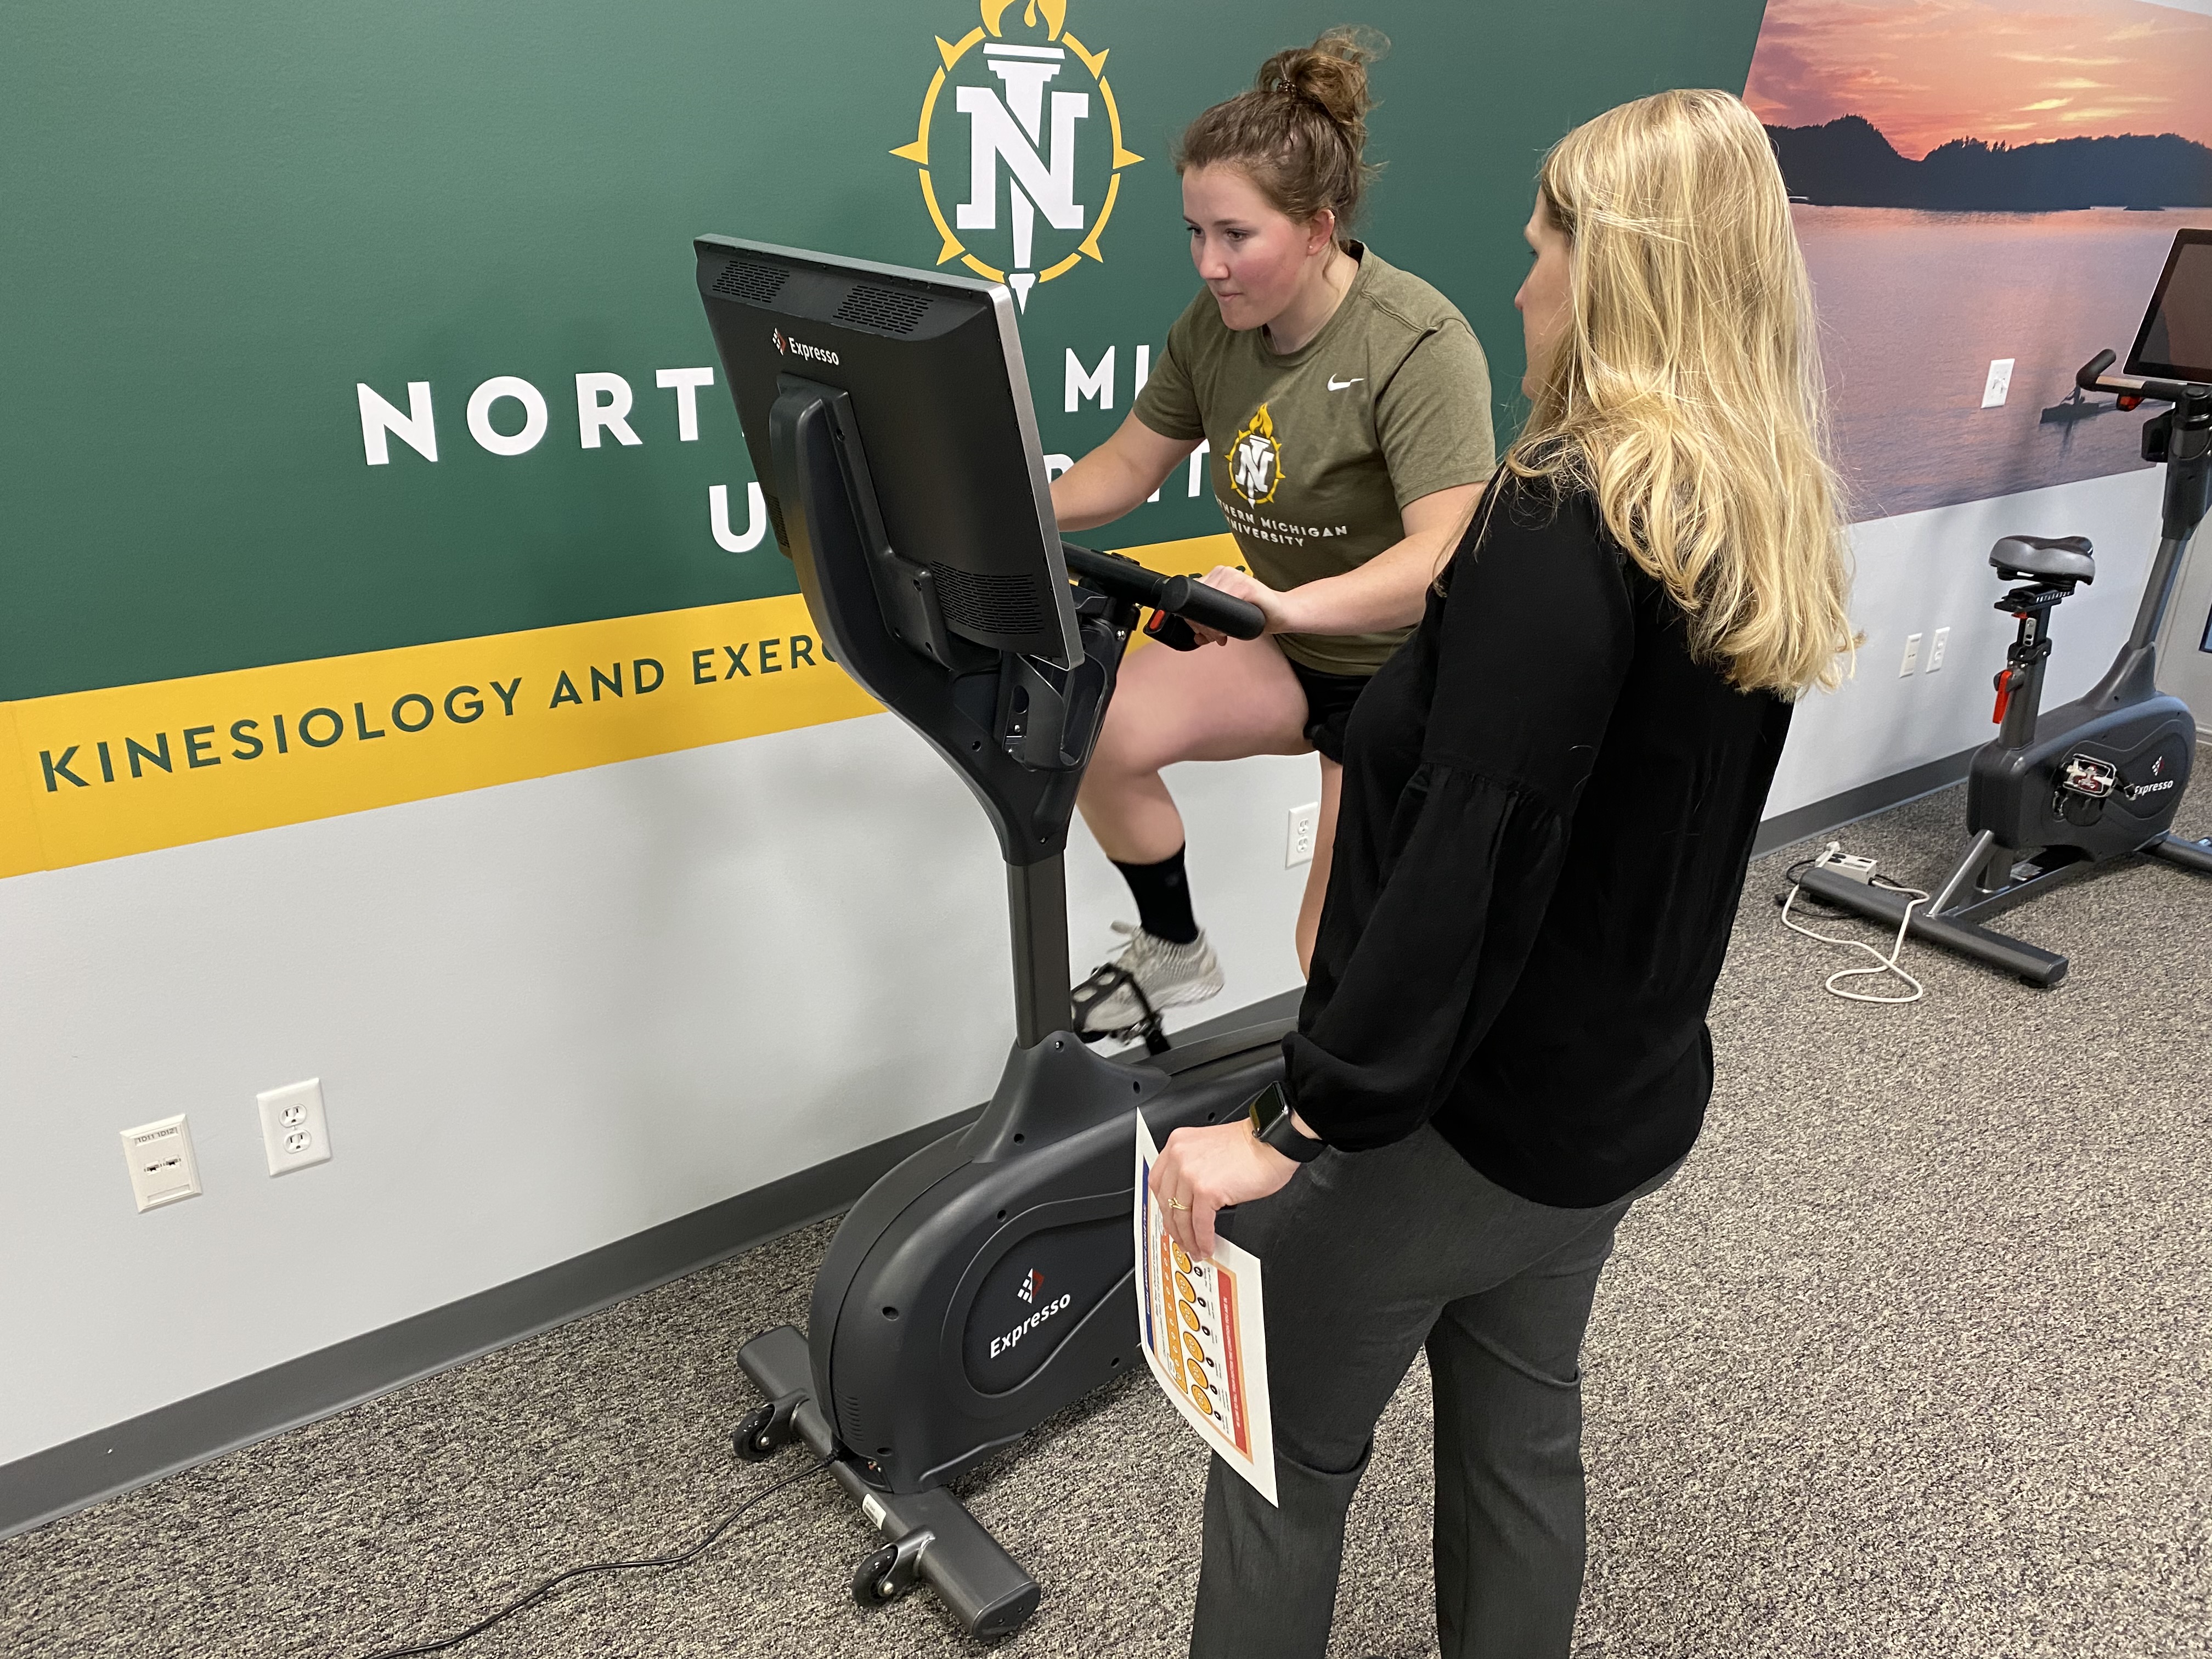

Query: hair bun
(1176, 25), (1386, 236)
(1256, 26), (1385, 147)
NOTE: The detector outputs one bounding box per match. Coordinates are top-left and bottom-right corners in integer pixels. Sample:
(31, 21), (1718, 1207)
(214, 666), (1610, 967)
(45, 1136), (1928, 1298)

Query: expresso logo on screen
(772, 329), (841, 366)
(889, 0), (1143, 311)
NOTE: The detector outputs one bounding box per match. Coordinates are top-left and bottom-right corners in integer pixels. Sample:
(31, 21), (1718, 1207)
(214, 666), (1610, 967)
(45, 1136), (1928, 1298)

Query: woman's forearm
(1051, 448), (1151, 531)
(1274, 481), (1484, 635)
(1274, 529), (1453, 634)
(1051, 417), (1197, 532)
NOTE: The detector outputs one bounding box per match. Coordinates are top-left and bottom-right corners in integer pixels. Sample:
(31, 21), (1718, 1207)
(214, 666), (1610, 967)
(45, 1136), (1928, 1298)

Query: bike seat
(1990, 535), (2095, 585)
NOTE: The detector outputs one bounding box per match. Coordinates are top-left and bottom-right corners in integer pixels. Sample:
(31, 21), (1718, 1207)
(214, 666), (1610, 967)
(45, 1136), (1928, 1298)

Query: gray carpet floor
(6, 766), (2210, 1659)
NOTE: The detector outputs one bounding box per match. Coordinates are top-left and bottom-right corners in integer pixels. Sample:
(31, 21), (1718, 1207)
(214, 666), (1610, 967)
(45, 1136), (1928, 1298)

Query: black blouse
(1285, 472), (1794, 1207)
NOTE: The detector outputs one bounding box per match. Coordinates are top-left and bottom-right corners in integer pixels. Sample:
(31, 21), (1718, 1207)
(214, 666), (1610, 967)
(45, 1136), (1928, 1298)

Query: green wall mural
(1, 0), (1770, 705)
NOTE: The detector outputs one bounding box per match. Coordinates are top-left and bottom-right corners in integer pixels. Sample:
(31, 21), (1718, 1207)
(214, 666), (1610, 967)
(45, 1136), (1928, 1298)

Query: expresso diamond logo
(889, 0), (1143, 311)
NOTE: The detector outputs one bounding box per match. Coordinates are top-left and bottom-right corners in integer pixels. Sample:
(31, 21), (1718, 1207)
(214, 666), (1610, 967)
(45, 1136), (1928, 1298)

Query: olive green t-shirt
(1131, 243), (1495, 676)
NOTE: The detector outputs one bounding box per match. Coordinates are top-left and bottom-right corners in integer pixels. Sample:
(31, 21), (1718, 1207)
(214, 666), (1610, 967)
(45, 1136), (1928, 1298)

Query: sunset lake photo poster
(1745, 0), (2212, 517)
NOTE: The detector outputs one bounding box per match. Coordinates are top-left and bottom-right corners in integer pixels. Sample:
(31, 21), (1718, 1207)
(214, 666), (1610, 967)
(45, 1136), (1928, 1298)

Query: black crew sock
(1112, 847), (1200, 946)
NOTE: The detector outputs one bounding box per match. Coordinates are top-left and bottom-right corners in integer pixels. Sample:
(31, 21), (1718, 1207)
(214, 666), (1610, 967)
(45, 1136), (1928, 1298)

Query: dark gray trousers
(1189, 1125), (1677, 1659)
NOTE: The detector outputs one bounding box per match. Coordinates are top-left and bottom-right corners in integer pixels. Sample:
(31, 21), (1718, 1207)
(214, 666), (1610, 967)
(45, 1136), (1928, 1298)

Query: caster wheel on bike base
(733, 1402), (782, 1462)
(853, 1544), (906, 1606)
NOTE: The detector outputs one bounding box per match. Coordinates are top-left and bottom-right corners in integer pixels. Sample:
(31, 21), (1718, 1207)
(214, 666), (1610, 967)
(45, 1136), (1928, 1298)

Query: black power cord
(356, 1457), (832, 1658)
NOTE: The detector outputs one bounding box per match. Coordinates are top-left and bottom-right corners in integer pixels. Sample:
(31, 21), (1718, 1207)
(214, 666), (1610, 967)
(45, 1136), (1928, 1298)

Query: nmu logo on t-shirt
(1229, 404), (1286, 505)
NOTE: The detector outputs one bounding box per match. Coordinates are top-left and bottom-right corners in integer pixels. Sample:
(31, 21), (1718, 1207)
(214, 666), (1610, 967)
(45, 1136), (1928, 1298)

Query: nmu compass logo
(890, 0), (1143, 309)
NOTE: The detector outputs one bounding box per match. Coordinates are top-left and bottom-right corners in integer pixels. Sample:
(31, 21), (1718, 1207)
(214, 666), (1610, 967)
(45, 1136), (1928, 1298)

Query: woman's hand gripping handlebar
(1060, 543), (1268, 651)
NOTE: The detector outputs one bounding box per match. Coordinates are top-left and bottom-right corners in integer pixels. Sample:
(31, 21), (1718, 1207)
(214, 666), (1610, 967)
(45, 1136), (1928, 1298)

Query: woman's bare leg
(1079, 635), (1312, 864)
(1294, 757), (1343, 976)
(1071, 636), (1317, 1032)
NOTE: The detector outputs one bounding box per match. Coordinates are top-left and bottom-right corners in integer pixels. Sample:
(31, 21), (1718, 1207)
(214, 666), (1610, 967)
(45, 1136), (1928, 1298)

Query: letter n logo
(890, 0), (1142, 310)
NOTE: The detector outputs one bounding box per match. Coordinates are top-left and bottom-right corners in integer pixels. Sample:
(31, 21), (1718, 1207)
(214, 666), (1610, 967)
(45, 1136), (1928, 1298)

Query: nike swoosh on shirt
(1327, 376), (1364, 391)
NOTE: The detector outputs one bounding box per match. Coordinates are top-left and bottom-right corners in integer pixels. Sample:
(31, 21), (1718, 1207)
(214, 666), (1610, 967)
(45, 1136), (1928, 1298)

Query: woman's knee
(1084, 699), (1180, 782)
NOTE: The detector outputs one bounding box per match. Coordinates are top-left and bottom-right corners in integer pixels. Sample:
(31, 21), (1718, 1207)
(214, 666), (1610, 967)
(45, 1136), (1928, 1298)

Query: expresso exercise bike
(1795, 235), (2212, 983)
(695, 239), (1290, 1639)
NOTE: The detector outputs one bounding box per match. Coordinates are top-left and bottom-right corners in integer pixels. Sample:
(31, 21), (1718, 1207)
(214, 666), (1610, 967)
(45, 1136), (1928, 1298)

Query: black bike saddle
(1990, 534), (2096, 585)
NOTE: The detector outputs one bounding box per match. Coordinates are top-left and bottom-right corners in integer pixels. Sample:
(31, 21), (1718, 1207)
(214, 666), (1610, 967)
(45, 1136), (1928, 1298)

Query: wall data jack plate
(1285, 802), (1320, 868)
(257, 1079), (332, 1177)
(121, 1115), (202, 1212)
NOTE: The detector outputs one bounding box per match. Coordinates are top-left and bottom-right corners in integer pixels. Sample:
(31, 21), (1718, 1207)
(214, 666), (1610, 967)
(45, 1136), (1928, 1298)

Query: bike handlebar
(1060, 543), (1267, 640)
(2076, 348), (2207, 406)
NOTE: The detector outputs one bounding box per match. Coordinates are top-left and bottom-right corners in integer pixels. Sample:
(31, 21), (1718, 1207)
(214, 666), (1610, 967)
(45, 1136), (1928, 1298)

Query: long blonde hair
(1511, 89), (1855, 696)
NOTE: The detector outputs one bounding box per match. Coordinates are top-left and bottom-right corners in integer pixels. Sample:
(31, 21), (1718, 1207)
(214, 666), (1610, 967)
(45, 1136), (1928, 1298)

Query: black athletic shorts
(1286, 658), (1369, 765)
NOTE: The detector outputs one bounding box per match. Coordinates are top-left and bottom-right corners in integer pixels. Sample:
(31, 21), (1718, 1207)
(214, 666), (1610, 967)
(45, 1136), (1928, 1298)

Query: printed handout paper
(1133, 1114), (1277, 1505)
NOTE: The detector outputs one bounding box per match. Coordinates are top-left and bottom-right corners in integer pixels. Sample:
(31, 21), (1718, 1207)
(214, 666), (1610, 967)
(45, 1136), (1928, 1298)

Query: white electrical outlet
(257, 1079), (332, 1177)
(1899, 632), (1923, 676)
(1928, 627), (1950, 672)
(1285, 802), (1320, 868)
(121, 1115), (202, 1212)
(1982, 358), (2015, 408)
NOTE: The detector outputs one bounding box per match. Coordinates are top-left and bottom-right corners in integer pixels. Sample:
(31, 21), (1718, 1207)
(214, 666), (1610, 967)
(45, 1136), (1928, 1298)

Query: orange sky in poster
(1745, 0), (2212, 158)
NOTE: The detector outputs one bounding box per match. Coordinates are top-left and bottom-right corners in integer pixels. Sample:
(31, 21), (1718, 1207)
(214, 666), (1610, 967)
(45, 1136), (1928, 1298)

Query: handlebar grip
(2078, 349), (2118, 392)
(1158, 574), (1266, 640)
(1062, 543), (1267, 639)
(1059, 543), (1154, 603)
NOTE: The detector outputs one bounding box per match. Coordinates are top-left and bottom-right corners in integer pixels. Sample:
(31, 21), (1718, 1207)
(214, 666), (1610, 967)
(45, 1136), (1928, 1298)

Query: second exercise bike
(1794, 232), (2212, 982)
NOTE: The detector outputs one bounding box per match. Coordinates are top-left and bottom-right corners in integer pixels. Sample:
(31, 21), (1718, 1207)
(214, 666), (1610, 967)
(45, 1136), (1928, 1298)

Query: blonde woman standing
(1148, 89), (1857, 1658)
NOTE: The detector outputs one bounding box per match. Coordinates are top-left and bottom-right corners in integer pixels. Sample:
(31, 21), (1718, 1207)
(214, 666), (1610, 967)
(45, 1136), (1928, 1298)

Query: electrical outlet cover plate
(1285, 802), (1320, 868)
(122, 1115), (202, 1212)
(257, 1079), (332, 1177)
(1929, 627), (1950, 672)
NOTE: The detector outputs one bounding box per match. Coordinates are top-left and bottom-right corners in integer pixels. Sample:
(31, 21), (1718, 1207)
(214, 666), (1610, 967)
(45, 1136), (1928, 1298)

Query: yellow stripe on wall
(0, 534), (1240, 879)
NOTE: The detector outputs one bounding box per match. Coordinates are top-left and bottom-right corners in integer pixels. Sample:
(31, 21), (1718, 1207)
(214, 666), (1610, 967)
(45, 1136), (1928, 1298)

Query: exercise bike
(695, 238), (1292, 1638)
(1793, 334), (2212, 984)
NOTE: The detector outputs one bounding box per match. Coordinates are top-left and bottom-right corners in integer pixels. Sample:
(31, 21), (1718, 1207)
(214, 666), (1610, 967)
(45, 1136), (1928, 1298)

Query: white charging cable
(1781, 844), (1929, 1005)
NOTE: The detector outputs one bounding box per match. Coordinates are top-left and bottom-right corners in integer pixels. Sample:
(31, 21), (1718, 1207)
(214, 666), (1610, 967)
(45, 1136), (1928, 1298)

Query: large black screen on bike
(2128, 229), (2212, 382)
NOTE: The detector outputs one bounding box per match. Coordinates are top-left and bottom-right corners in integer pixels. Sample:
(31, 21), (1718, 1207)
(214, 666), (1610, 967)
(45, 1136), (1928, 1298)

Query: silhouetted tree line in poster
(1768, 115), (2212, 211)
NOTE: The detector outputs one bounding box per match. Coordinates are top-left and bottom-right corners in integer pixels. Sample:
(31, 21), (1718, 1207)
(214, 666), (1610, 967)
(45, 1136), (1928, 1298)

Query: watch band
(1248, 1082), (1327, 1163)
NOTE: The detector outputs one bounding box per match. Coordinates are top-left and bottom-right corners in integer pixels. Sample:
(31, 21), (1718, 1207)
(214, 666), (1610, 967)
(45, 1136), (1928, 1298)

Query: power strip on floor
(1816, 847), (1878, 884)
(1780, 842), (1929, 1005)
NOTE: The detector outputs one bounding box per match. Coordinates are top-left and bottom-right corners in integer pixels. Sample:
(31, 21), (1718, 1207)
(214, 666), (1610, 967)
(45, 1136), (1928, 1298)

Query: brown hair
(1175, 27), (1385, 241)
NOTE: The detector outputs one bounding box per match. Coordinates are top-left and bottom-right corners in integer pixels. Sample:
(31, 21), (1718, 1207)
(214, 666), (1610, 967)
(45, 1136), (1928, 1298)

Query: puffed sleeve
(1285, 486), (1637, 1149)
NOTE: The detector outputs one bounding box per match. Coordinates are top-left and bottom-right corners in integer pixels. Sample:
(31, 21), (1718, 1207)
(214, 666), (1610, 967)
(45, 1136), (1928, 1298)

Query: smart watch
(1247, 1082), (1327, 1163)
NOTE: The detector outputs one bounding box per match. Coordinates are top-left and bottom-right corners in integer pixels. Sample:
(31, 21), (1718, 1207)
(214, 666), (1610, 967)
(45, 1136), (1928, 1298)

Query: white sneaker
(1071, 922), (1224, 1040)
